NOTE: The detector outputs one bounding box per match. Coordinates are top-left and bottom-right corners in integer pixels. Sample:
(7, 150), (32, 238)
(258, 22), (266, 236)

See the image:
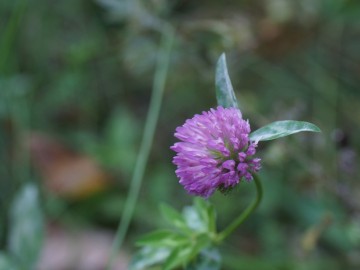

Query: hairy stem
(217, 174), (263, 242)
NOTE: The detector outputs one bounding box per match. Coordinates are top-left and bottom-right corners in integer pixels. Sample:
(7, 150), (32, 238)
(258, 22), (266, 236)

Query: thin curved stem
(106, 25), (175, 270)
(217, 174), (263, 242)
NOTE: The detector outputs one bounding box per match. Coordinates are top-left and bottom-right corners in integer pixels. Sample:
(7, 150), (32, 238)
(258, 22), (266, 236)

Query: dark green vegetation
(1, 0), (360, 269)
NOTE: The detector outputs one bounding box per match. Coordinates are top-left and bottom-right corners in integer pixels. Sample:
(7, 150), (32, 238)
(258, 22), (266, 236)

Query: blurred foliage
(131, 198), (218, 269)
(1, 0), (360, 268)
(0, 184), (43, 270)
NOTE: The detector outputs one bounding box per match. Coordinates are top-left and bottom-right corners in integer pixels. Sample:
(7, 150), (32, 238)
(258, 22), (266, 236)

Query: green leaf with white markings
(185, 247), (222, 270)
(215, 53), (239, 109)
(249, 120), (321, 142)
(133, 199), (219, 270)
(163, 245), (192, 270)
(130, 247), (171, 270)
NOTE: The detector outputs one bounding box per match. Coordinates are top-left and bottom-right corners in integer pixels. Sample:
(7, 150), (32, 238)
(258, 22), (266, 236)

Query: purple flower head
(171, 106), (261, 198)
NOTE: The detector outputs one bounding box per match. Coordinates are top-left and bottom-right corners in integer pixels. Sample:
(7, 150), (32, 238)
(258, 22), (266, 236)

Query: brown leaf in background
(27, 133), (110, 199)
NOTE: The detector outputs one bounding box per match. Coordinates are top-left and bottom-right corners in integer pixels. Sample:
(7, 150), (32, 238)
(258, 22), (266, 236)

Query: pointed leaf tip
(249, 120), (321, 142)
(215, 53), (239, 109)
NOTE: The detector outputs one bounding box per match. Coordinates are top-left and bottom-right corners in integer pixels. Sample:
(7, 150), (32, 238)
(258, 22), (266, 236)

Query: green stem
(106, 25), (175, 270)
(0, 0), (27, 74)
(217, 174), (263, 242)
(0, 0), (28, 248)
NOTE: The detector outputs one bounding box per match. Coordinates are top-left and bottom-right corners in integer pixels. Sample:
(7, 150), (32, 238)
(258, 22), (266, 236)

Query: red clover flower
(171, 106), (261, 198)
(133, 53), (320, 270)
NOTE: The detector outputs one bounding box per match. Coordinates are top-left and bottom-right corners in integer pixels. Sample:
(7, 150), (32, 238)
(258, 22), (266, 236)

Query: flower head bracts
(171, 106), (261, 198)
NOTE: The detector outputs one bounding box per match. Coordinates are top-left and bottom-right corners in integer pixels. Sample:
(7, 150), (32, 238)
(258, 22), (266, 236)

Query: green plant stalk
(0, 0), (27, 73)
(1, 0), (28, 181)
(0, 0), (28, 248)
(106, 25), (175, 270)
(216, 174), (263, 242)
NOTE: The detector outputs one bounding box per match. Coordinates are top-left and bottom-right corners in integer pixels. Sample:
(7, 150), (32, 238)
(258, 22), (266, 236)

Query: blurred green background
(1, 0), (360, 269)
